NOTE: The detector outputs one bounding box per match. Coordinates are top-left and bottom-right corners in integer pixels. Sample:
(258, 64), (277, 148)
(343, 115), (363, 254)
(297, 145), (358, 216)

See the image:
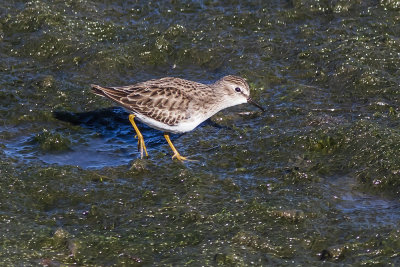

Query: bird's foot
(172, 153), (197, 162)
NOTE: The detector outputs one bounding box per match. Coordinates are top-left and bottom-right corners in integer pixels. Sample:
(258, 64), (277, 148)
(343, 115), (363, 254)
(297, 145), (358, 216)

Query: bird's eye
(235, 87), (241, 92)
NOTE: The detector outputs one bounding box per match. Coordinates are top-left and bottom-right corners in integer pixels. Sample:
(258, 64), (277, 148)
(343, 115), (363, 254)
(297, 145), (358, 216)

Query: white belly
(134, 113), (204, 134)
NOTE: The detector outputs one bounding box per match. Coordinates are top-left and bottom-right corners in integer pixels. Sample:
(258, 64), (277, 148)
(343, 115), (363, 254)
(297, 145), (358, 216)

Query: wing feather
(91, 78), (201, 126)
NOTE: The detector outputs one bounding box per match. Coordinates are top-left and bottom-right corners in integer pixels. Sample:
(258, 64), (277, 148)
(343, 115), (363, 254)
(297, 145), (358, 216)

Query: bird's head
(214, 75), (265, 111)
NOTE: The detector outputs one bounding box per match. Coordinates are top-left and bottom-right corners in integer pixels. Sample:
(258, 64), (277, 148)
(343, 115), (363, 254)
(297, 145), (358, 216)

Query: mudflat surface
(1, 1), (399, 265)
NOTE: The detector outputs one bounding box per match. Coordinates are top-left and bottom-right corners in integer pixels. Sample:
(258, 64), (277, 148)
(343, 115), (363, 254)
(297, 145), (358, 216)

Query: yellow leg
(164, 133), (187, 161)
(128, 114), (148, 159)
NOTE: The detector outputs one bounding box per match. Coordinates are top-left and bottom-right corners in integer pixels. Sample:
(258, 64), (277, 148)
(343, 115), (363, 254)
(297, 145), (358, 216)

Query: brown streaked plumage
(91, 75), (264, 161)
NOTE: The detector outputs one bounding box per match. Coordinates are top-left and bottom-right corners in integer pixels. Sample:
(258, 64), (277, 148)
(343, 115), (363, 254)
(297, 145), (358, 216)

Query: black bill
(247, 98), (266, 112)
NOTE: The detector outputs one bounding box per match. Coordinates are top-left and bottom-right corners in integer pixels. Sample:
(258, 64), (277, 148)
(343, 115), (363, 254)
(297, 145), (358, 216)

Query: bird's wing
(91, 78), (201, 126)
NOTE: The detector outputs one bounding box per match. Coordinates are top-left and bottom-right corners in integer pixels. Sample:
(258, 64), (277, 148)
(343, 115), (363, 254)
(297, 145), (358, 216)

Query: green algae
(33, 129), (71, 152)
(1, 160), (400, 265)
(1, 0), (400, 265)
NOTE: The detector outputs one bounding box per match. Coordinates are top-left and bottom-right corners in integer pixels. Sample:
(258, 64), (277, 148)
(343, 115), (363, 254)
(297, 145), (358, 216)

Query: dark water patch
(2, 107), (226, 168)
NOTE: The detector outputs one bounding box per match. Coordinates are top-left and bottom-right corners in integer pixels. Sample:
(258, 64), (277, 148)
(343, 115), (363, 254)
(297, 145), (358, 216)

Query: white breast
(134, 112), (204, 134)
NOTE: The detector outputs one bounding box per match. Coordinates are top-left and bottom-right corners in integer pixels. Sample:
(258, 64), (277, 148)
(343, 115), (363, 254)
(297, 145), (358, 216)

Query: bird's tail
(90, 84), (107, 97)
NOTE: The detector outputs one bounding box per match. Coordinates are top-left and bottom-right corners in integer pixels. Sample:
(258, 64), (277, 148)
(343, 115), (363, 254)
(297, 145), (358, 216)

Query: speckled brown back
(91, 77), (211, 126)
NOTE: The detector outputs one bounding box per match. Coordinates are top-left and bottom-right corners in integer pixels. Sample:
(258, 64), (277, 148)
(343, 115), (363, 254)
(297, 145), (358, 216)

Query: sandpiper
(91, 75), (265, 161)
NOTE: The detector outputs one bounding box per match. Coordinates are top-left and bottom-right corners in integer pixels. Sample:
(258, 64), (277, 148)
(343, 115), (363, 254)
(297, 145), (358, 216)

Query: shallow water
(1, 0), (400, 265)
